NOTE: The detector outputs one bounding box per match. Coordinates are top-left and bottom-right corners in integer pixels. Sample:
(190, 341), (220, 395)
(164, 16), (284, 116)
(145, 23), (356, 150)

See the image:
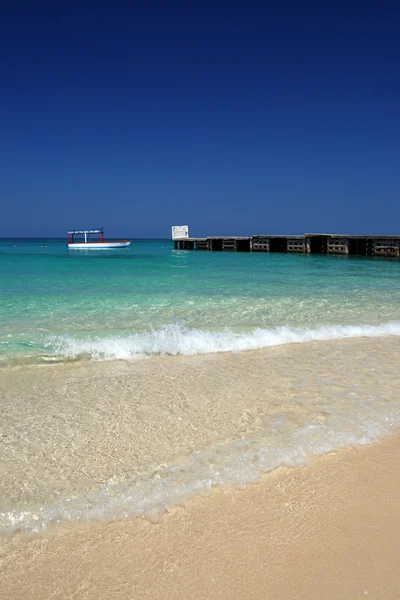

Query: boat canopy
(68, 229), (103, 234)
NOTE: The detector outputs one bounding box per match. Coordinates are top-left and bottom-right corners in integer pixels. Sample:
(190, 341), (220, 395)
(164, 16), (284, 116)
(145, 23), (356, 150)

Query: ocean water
(1, 238), (400, 364)
(1, 238), (400, 535)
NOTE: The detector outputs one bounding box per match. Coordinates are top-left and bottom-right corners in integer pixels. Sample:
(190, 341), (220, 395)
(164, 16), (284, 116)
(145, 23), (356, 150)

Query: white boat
(68, 228), (131, 249)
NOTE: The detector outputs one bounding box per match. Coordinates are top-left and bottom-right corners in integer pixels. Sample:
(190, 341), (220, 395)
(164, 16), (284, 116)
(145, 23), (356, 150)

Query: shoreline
(1, 434), (400, 599)
(2, 321), (400, 366)
(1, 335), (400, 598)
(1, 336), (400, 532)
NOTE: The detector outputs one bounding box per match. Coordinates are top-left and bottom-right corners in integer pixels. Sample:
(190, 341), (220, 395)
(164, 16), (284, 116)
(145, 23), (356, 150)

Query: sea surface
(1, 238), (400, 535)
(1, 238), (400, 364)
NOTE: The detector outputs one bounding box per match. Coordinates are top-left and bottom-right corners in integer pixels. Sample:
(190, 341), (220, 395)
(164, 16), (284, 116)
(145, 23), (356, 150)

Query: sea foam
(47, 321), (400, 362)
(1, 395), (398, 536)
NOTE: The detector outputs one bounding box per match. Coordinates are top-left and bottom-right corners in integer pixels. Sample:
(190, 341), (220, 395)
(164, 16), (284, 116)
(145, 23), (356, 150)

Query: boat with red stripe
(67, 228), (131, 249)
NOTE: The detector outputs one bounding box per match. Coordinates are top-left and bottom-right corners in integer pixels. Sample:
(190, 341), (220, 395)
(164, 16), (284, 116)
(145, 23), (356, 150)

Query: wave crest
(46, 322), (400, 362)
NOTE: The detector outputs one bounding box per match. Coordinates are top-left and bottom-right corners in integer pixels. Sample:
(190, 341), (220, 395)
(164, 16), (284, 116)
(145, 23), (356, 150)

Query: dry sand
(1, 434), (400, 600)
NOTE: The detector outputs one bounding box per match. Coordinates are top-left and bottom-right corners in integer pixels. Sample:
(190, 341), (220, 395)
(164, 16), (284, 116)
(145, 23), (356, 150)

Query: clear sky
(1, 1), (400, 238)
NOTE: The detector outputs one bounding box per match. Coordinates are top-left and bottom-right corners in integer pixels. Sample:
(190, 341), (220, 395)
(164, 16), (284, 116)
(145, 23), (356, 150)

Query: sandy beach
(1, 433), (399, 599)
(2, 1), (400, 596)
(1, 337), (400, 599)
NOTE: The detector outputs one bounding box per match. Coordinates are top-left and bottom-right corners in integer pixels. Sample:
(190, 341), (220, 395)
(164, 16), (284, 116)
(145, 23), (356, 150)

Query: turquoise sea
(1, 238), (400, 365)
(2, 237), (400, 536)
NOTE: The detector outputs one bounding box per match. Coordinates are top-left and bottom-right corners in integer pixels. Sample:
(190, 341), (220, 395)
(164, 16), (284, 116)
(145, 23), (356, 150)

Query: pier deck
(173, 234), (400, 257)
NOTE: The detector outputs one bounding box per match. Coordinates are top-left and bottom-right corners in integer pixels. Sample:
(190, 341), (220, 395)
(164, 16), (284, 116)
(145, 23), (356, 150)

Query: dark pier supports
(174, 239), (211, 250)
(174, 235), (400, 258)
(221, 238), (251, 251)
(173, 239), (195, 250)
(252, 236), (270, 252)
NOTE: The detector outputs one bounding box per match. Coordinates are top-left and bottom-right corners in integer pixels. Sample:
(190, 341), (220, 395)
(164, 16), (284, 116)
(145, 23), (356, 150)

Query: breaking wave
(46, 322), (400, 362)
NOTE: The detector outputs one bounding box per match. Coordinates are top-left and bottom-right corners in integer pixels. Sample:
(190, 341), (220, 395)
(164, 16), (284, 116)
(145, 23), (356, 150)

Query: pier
(172, 233), (400, 257)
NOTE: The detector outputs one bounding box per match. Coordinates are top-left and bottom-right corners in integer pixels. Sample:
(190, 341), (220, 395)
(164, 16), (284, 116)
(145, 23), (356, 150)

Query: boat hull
(68, 241), (131, 249)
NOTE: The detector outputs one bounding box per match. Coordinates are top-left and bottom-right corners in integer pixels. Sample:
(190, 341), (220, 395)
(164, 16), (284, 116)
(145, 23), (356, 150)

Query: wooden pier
(173, 234), (400, 257)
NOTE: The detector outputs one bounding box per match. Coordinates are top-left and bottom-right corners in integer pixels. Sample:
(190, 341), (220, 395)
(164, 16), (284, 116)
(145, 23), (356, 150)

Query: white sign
(172, 225), (189, 240)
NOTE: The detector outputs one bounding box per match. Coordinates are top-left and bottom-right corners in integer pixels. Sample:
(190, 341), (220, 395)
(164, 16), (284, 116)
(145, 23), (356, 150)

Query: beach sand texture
(1, 434), (400, 600)
(1, 337), (400, 599)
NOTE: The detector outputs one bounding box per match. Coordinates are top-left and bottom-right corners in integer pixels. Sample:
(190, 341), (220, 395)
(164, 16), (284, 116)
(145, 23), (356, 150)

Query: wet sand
(2, 336), (400, 513)
(1, 433), (400, 600)
(1, 337), (400, 598)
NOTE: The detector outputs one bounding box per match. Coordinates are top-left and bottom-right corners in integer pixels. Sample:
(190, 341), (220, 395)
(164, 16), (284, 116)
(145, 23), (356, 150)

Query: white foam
(46, 322), (400, 362)
(1, 397), (398, 536)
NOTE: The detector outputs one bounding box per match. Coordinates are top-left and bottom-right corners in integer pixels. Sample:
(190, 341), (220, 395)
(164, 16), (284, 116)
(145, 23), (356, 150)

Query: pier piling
(173, 232), (400, 258)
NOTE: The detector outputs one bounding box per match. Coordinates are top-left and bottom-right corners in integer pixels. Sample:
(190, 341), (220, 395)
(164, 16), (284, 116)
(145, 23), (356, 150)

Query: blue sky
(1, 2), (400, 237)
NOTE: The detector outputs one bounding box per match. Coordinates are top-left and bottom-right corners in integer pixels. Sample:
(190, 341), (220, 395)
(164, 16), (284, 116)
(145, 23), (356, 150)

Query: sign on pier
(172, 225), (189, 240)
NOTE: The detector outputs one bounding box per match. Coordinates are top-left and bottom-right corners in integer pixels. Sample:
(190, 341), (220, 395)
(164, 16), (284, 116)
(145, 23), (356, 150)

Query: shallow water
(1, 239), (400, 534)
(1, 337), (400, 534)
(1, 238), (400, 364)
